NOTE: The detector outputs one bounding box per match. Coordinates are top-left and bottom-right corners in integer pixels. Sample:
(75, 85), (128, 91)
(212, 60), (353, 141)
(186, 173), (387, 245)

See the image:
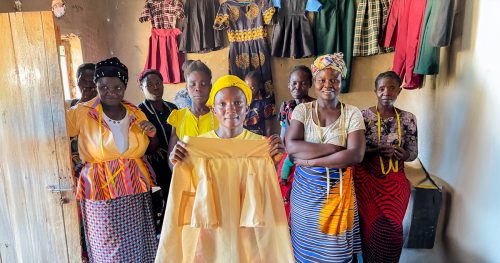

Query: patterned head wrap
(207, 75), (252, 107)
(311, 53), (347, 78)
(94, 57), (129, 85)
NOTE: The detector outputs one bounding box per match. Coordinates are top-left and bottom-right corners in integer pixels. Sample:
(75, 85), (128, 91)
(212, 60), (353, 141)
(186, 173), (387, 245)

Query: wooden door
(0, 12), (80, 262)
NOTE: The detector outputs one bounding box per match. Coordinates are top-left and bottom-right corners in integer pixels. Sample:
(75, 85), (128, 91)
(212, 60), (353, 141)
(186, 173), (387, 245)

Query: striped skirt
(81, 192), (158, 263)
(290, 166), (361, 263)
(354, 159), (411, 263)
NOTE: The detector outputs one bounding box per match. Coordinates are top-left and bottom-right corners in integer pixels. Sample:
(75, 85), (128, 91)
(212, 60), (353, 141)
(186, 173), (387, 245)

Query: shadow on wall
(406, 0), (500, 261)
(423, 0), (499, 259)
(436, 67), (490, 263)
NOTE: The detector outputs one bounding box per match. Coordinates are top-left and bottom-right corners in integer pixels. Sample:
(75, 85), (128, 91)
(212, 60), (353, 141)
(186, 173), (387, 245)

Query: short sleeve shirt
(291, 102), (365, 147)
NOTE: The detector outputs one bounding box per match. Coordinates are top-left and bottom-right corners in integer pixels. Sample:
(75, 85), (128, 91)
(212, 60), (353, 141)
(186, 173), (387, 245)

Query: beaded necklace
(314, 100), (346, 199)
(376, 105), (401, 175)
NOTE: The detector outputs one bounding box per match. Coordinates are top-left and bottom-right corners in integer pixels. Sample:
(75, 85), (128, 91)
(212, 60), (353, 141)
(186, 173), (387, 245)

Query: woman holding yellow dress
(159, 75), (290, 262)
(168, 74), (284, 165)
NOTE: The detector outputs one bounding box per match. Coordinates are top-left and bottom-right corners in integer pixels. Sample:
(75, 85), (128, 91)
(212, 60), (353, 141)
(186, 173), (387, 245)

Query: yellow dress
(155, 136), (294, 263)
(198, 129), (263, 140)
(66, 97), (155, 200)
(167, 108), (219, 141)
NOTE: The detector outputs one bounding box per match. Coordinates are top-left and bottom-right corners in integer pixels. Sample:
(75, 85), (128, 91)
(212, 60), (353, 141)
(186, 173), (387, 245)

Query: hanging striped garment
(354, 158), (411, 263)
(76, 157), (156, 200)
(353, 0), (394, 56)
(290, 166), (361, 263)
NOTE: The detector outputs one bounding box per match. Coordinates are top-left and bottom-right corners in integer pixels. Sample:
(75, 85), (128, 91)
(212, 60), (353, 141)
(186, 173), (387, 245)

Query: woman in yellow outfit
(169, 74), (284, 163)
(66, 57), (159, 262)
(167, 60), (218, 167)
(158, 75), (290, 263)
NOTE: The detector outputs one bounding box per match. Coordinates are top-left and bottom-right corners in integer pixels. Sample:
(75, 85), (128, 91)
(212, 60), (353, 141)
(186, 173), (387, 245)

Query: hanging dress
(313, 0), (355, 92)
(213, 0), (277, 109)
(139, 0), (185, 84)
(380, 0), (427, 89)
(270, 0), (322, 58)
(155, 136), (294, 262)
(179, 0), (225, 53)
(352, 0), (393, 56)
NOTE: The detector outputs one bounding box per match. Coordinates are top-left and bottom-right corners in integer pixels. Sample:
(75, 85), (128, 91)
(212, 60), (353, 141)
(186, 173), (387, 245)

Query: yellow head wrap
(311, 53), (347, 78)
(206, 75), (253, 107)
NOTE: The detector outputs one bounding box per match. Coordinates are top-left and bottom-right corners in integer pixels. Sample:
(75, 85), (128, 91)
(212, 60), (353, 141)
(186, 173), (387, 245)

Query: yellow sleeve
(135, 108), (149, 123)
(167, 109), (180, 129)
(65, 106), (79, 137)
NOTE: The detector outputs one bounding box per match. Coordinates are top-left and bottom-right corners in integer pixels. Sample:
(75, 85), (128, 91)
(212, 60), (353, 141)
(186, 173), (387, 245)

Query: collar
(142, 99), (170, 115)
(85, 97), (141, 130)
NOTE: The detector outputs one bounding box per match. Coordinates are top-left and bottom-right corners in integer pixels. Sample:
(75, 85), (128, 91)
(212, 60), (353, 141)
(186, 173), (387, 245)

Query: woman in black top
(137, 69), (177, 232)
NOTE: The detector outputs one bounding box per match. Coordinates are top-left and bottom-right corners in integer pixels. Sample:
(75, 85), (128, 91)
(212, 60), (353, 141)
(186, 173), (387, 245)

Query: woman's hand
(139, 120), (157, 138)
(378, 145), (395, 158)
(393, 145), (409, 161)
(169, 141), (188, 165)
(267, 134), (285, 164)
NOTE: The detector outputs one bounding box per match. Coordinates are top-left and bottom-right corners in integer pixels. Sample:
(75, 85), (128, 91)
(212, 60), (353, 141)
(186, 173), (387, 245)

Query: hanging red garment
(381, 0), (427, 89)
(140, 0), (185, 84)
(276, 152), (295, 225)
(144, 28), (184, 84)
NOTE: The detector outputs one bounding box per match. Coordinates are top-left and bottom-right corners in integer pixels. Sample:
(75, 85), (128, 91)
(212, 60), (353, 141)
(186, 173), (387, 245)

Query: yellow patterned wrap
(227, 26), (267, 42)
(311, 53), (347, 78)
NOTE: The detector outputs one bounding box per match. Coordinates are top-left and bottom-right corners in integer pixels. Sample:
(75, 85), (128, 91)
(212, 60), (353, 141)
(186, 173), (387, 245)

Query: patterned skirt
(290, 166), (361, 263)
(81, 192), (158, 263)
(354, 159), (411, 263)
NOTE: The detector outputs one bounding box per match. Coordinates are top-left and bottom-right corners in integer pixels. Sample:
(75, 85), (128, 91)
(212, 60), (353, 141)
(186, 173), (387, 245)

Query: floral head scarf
(311, 53), (347, 78)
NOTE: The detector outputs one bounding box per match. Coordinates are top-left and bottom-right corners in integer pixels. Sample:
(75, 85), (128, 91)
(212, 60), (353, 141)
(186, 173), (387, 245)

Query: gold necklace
(314, 100), (345, 199)
(376, 105), (401, 175)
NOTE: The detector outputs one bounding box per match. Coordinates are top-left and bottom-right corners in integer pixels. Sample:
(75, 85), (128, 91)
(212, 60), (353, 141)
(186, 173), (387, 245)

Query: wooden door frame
(0, 11), (81, 262)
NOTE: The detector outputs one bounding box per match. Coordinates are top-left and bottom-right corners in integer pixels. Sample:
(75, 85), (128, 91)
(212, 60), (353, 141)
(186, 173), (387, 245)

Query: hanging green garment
(414, 0), (440, 75)
(313, 0), (354, 93)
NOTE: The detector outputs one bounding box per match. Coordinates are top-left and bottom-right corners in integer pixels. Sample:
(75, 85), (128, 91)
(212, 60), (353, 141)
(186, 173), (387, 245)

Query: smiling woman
(65, 57), (160, 262)
(285, 53), (366, 262)
(168, 75), (285, 165)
